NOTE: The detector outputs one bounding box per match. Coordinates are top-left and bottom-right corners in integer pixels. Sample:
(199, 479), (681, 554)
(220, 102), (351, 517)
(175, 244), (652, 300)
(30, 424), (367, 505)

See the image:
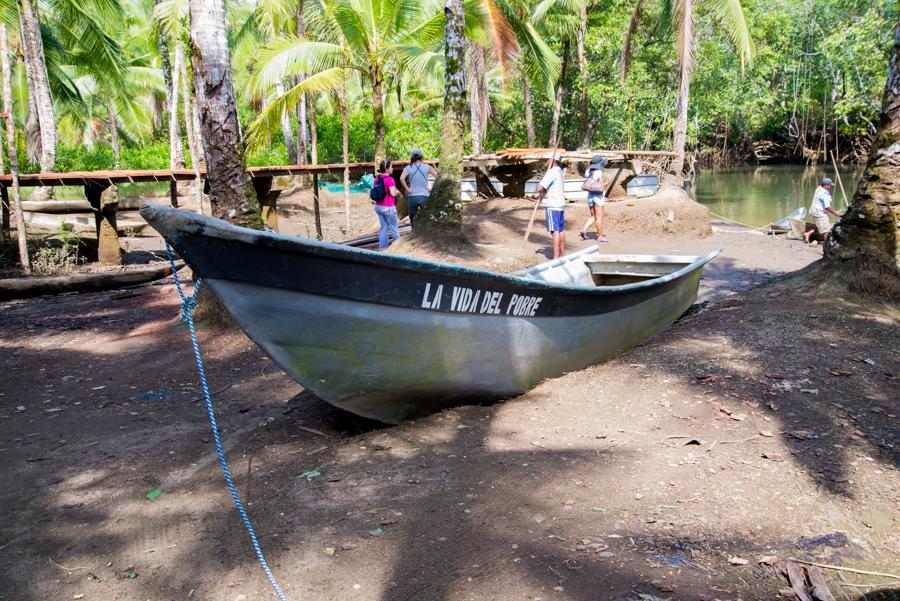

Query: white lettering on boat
(421, 283), (542, 316)
(505, 294), (542, 317)
(420, 282), (444, 309)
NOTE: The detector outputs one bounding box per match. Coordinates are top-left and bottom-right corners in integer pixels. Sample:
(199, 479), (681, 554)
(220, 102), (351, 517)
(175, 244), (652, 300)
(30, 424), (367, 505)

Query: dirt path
(1, 198), (896, 601)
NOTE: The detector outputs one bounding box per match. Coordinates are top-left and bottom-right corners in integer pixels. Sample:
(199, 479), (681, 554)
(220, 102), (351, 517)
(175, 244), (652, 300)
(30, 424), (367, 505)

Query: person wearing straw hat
(804, 177), (841, 243)
(579, 154), (610, 243)
(535, 153), (567, 259)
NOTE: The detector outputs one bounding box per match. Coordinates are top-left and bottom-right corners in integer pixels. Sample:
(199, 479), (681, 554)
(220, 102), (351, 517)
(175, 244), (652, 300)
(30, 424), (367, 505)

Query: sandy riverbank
(1, 192), (896, 601)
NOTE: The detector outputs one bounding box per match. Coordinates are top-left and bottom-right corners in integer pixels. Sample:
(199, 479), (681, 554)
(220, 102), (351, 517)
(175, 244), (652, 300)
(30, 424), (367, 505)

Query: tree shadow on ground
(628, 279), (898, 498)
(2, 269), (896, 600)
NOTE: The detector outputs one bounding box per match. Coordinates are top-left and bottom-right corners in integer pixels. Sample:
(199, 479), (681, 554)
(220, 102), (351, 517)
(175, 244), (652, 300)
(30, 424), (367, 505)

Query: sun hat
(590, 154), (609, 169)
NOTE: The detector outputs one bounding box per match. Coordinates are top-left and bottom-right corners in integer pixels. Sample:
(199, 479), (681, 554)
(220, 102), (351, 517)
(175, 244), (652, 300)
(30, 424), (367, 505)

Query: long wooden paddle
(524, 196), (542, 240)
(829, 150), (849, 210)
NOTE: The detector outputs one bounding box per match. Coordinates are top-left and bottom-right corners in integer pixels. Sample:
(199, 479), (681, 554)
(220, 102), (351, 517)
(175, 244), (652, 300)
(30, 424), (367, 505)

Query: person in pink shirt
(371, 159), (401, 248)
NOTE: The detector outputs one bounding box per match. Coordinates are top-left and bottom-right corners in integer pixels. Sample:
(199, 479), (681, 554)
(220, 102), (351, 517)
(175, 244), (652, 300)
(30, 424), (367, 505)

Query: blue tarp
(318, 173), (373, 194)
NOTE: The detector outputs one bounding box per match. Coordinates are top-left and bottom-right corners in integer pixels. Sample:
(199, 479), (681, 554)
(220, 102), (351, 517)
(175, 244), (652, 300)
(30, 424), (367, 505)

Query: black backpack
(370, 175), (387, 202)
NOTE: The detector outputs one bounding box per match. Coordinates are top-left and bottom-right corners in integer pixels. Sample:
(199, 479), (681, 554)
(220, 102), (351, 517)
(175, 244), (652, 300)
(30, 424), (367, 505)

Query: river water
(691, 164), (863, 228)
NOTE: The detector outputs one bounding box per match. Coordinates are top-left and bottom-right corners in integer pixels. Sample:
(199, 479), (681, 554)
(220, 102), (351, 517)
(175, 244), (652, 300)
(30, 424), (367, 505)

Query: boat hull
(142, 206), (717, 423)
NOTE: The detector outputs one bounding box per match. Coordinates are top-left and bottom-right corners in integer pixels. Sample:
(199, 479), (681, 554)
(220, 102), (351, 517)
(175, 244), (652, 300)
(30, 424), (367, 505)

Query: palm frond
(710, 0), (754, 69)
(332, 0), (373, 57)
(397, 0), (443, 48)
(255, 0), (295, 38)
(152, 0), (188, 38)
(50, 0), (127, 80)
(510, 18), (559, 99)
(246, 66), (346, 149)
(479, 0), (519, 70)
(250, 36), (346, 94)
(395, 44), (444, 80)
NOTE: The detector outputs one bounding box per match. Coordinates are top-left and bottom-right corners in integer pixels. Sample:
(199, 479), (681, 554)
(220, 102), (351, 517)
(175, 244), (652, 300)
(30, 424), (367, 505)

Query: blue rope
(165, 242), (290, 601)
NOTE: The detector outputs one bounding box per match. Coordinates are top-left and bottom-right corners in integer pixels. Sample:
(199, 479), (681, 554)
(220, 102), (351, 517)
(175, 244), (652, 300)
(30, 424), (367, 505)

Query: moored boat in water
(141, 205), (720, 423)
(770, 206), (807, 232)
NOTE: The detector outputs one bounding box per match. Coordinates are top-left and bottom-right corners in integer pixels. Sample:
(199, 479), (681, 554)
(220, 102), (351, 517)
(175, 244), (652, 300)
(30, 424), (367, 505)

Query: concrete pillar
(85, 181), (121, 265)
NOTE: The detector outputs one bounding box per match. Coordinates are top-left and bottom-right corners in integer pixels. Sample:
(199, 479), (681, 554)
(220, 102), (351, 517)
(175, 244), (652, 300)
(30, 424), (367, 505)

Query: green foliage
(2, 0), (890, 176)
(246, 108), (442, 165)
(487, 0), (894, 158)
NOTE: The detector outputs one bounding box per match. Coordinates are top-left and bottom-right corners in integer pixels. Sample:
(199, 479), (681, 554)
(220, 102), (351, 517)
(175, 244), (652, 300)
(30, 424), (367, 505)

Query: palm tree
(188, 0), (258, 226)
(16, 0), (55, 198)
(231, 0), (299, 162)
(824, 17), (900, 298)
(415, 0), (466, 231)
(247, 0), (439, 164)
(466, 0), (559, 154)
(622, 0), (753, 178)
(531, 0), (583, 148)
(1, 23), (29, 272)
(155, 0), (205, 190)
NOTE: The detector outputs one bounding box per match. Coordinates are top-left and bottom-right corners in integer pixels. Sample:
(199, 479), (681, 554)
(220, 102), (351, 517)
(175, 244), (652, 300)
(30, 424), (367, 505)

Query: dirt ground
(1, 192), (898, 601)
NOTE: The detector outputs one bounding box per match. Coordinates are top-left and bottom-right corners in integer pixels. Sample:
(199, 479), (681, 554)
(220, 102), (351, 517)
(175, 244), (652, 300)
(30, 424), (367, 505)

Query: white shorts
(814, 215), (831, 233)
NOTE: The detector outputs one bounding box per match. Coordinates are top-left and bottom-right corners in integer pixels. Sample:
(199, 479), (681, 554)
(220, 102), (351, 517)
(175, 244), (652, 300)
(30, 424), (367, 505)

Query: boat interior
(513, 248), (699, 288)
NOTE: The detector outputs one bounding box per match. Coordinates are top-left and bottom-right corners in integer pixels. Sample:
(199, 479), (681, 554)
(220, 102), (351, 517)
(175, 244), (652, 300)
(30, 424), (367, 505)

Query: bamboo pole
(829, 150), (849, 210)
(1, 24), (29, 274)
(177, 42), (204, 215)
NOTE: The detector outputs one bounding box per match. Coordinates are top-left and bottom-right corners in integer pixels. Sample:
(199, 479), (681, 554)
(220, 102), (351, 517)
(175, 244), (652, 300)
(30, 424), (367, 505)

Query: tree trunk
(308, 92), (318, 164)
(1, 23), (29, 273)
(469, 43), (488, 155)
(188, 0), (258, 228)
(339, 80), (350, 232)
(295, 0), (308, 165)
(577, 4), (591, 149)
(523, 72), (535, 147)
(296, 93), (308, 165)
(671, 0), (694, 180)
(18, 0), (55, 200)
(156, 4), (172, 134)
(372, 75), (385, 163)
(275, 80), (296, 163)
(169, 40), (185, 168)
(178, 42), (204, 214)
(190, 87), (205, 166)
(107, 103), (120, 169)
(824, 19), (900, 298)
(416, 0), (466, 231)
(22, 22), (40, 165)
(549, 37), (570, 148)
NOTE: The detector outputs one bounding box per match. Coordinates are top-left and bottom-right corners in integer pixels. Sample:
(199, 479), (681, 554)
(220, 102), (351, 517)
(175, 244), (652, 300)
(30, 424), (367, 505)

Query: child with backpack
(371, 159), (401, 248)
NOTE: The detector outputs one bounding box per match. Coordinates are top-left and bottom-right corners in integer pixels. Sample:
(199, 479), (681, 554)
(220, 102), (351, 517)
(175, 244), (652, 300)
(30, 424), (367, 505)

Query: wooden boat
(770, 207), (806, 233)
(141, 205), (720, 423)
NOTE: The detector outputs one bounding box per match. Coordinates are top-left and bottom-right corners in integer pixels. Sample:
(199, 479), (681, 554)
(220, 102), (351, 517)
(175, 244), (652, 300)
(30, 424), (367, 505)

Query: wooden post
(169, 180), (179, 208)
(251, 176), (279, 231)
(312, 172), (322, 240)
(84, 180), (121, 265)
(1, 24), (29, 273)
(1, 187), (9, 242)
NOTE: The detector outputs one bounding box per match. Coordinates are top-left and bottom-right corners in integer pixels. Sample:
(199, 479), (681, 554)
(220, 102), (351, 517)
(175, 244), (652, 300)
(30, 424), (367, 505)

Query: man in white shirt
(535, 156), (567, 259)
(804, 177), (842, 243)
